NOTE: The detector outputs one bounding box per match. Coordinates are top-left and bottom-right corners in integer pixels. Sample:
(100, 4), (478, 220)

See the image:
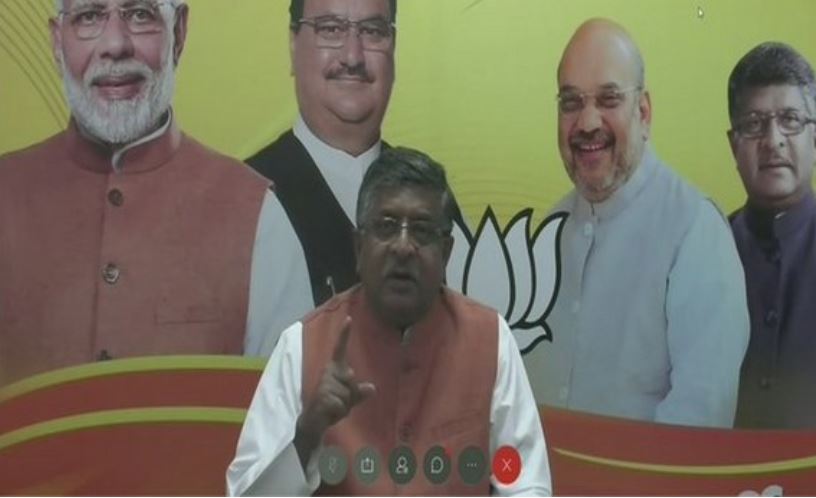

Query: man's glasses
(58, 1), (170, 40)
(557, 86), (642, 114)
(731, 109), (816, 139)
(362, 217), (449, 247)
(293, 16), (395, 52)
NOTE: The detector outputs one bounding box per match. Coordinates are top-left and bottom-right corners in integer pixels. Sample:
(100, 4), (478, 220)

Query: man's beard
(58, 44), (175, 145)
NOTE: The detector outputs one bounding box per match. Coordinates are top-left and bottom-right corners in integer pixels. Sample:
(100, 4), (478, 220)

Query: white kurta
(228, 314), (552, 496)
(244, 191), (315, 356)
(523, 146), (750, 427)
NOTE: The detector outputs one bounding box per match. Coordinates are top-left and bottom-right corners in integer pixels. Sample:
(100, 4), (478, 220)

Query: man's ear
(812, 124), (816, 149)
(639, 89), (652, 141)
(289, 28), (297, 77)
(727, 129), (739, 160)
(49, 17), (63, 75)
(172, 3), (189, 66)
(354, 230), (363, 276)
(441, 233), (453, 268)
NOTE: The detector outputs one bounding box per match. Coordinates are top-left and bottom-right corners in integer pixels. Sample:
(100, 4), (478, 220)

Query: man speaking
(227, 147), (550, 496)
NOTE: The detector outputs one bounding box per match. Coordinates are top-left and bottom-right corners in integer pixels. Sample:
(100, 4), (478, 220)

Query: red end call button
(491, 445), (521, 485)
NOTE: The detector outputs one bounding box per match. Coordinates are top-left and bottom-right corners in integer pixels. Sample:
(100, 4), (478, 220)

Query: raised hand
(294, 317), (376, 466)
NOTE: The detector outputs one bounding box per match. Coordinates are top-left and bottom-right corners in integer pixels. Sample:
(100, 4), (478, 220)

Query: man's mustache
(327, 65), (373, 82)
(84, 61), (153, 86)
(570, 130), (614, 147)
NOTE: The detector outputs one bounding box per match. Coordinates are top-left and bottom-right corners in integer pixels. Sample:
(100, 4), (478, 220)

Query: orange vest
(0, 120), (269, 384)
(301, 285), (498, 495)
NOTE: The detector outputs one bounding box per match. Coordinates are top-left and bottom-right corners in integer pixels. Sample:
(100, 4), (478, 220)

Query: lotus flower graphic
(446, 208), (566, 355)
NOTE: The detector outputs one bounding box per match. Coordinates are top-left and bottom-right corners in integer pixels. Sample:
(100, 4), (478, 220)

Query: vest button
(102, 263), (120, 284)
(559, 386), (569, 400)
(764, 309), (778, 328)
(399, 424), (413, 442)
(759, 377), (772, 389)
(108, 188), (124, 207)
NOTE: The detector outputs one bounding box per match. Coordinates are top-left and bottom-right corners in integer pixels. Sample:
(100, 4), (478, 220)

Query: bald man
(522, 19), (750, 427)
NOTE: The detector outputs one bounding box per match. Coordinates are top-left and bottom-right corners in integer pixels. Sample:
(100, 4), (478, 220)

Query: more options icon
(457, 446), (487, 485)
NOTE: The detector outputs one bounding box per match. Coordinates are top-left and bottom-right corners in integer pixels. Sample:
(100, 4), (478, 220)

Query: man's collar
(66, 109), (181, 174)
(744, 189), (816, 241)
(352, 284), (448, 345)
(293, 114), (382, 222)
(575, 144), (657, 221)
(293, 114), (381, 164)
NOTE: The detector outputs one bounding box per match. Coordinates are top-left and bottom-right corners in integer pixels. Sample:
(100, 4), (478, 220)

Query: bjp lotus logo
(447, 208), (566, 355)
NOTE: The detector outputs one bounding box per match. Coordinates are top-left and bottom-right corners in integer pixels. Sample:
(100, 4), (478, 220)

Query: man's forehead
(558, 61), (633, 94)
(303, 0), (391, 19)
(559, 82), (625, 93)
(66, 0), (160, 9)
(559, 28), (640, 89)
(372, 187), (442, 214)
(737, 84), (813, 112)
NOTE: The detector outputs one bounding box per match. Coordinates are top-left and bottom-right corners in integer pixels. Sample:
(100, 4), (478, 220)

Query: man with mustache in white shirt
(246, 1), (471, 357)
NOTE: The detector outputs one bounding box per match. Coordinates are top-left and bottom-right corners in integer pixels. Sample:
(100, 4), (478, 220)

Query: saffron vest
(0, 120), (268, 384)
(301, 285), (498, 495)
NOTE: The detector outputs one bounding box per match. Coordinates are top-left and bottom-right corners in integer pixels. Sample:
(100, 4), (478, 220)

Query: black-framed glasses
(362, 217), (449, 247)
(293, 16), (395, 51)
(557, 86), (642, 114)
(731, 109), (816, 139)
(58, 1), (171, 40)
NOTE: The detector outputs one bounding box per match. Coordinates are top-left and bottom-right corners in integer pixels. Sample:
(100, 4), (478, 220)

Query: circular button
(764, 309), (778, 328)
(423, 445), (451, 485)
(583, 222), (594, 237)
(759, 377), (772, 389)
(354, 446), (381, 486)
(558, 386), (569, 400)
(102, 263), (120, 284)
(399, 423), (413, 442)
(458, 446), (487, 486)
(319, 446), (348, 486)
(388, 446), (416, 485)
(107, 188), (124, 206)
(492, 445), (522, 486)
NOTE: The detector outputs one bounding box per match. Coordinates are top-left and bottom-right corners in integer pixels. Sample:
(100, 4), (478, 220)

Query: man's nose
(339, 27), (366, 69)
(575, 102), (603, 132)
(760, 117), (787, 150)
(390, 227), (418, 257)
(96, 12), (136, 60)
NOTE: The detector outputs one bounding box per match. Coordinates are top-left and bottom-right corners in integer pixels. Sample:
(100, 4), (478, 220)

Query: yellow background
(2, 0), (815, 225)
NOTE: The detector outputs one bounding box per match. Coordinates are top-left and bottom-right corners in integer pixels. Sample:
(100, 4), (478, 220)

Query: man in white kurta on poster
(522, 18), (750, 427)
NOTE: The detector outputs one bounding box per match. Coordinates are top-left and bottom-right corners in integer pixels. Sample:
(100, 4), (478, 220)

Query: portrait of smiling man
(0, 0), (312, 384)
(246, 1), (470, 352)
(727, 42), (816, 429)
(522, 18), (750, 427)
